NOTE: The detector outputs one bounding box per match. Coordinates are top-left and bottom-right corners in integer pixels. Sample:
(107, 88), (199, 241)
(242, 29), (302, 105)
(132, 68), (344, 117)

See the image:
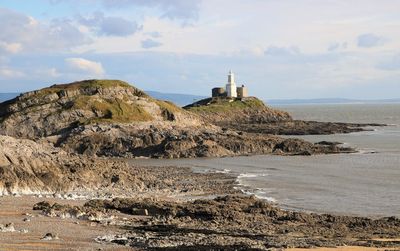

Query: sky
(0, 0), (399, 99)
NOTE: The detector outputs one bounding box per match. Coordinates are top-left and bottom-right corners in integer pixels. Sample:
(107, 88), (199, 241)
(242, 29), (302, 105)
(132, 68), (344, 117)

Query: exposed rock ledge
(55, 123), (355, 158)
(184, 97), (385, 136)
(0, 135), (236, 196)
(33, 196), (400, 250)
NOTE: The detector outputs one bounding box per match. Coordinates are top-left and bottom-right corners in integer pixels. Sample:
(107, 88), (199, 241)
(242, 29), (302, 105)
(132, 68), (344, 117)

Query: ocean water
(132, 104), (400, 217)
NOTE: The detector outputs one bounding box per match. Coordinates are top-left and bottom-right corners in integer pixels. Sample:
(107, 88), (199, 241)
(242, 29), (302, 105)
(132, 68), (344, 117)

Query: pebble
(41, 232), (59, 241)
(0, 223), (16, 232)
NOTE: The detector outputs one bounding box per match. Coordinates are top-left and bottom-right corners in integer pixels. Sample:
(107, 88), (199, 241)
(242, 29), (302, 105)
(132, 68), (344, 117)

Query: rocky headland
(0, 80), (354, 158)
(184, 97), (384, 135)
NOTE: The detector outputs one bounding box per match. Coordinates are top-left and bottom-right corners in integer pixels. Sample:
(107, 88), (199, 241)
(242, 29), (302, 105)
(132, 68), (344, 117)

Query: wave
(238, 188), (276, 203)
(234, 172), (276, 202)
(214, 169), (231, 174)
(356, 149), (378, 154)
(237, 173), (269, 179)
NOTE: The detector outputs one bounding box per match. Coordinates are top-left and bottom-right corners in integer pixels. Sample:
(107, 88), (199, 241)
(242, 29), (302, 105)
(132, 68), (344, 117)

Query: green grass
(34, 79), (147, 99)
(154, 100), (181, 113)
(186, 97), (265, 113)
(72, 96), (153, 123)
(50, 79), (133, 90)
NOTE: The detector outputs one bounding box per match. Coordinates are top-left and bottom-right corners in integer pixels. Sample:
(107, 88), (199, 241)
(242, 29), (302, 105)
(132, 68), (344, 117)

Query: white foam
(238, 173), (258, 178)
(237, 173), (269, 179)
(214, 169), (231, 174)
(240, 189), (276, 202)
(356, 149), (378, 154)
(234, 172), (276, 203)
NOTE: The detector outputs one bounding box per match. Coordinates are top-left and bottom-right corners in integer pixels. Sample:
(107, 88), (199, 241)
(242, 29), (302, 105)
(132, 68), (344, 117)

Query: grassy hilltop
(0, 79), (192, 138)
(184, 96), (292, 124)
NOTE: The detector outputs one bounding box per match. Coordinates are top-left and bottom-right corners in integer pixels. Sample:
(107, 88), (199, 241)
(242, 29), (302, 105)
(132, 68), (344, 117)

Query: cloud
(357, 33), (385, 48)
(145, 31), (162, 38)
(78, 12), (141, 37)
(0, 41), (22, 54)
(376, 53), (400, 71)
(264, 46), (300, 56)
(327, 42), (347, 52)
(0, 8), (90, 52)
(65, 58), (105, 76)
(34, 68), (61, 78)
(0, 68), (24, 78)
(101, 0), (201, 21)
(50, 0), (201, 22)
(141, 39), (163, 49)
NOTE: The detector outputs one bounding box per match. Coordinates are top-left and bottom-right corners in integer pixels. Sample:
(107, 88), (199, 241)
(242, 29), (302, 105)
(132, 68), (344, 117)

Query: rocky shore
(25, 187), (400, 250)
(0, 133), (397, 250)
(184, 97), (385, 136)
(0, 135), (238, 197)
(56, 124), (356, 158)
(0, 80), (396, 250)
(0, 80), (356, 159)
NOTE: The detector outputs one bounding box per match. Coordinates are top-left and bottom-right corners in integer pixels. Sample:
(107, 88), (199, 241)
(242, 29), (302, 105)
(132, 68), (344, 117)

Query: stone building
(212, 87), (226, 97)
(211, 71), (248, 98)
(237, 85), (248, 98)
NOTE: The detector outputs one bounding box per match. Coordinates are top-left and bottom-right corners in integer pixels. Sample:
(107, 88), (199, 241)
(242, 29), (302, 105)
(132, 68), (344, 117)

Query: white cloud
(65, 58), (105, 76)
(0, 41), (22, 54)
(78, 12), (141, 37)
(357, 33), (385, 48)
(35, 68), (61, 78)
(0, 68), (25, 78)
(377, 53), (400, 71)
(327, 42), (347, 52)
(141, 38), (162, 49)
(0, 8), (90, 52)
(101, 0), (202, 22)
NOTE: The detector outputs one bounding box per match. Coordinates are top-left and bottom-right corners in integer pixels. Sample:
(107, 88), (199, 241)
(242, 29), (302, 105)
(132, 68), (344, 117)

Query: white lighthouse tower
(226, 70), (237, 98)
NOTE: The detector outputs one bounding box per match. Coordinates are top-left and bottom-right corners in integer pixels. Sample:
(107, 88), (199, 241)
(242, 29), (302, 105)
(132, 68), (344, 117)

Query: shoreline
(131, 152), (400, 219)
(0, 162), (399, 250)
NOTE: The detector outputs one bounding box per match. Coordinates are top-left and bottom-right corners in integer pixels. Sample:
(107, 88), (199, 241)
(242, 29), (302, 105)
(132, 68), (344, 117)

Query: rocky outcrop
(55, 123), (355, 158)
(225, 120), (385, 135)
(184, 97), (292, 124)
(0, 79), (201, 139)
(184, 97), (384, 136)
(0, 135), (237, 196)
(34, 195), (400, 250)
(0, 80), (357, 158)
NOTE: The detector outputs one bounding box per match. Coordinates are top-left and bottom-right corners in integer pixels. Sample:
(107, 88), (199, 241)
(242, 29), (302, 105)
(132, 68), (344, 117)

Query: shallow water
(132, 104), (400, 217)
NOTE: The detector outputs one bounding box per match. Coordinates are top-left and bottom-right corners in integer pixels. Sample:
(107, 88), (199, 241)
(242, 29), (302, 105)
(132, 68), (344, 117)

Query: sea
(135, 103), (400, 217)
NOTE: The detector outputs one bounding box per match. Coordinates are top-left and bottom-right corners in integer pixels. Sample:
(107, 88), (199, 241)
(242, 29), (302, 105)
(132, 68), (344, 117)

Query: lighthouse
(211, 70), (249, 98)
(226, 70), (237, 98)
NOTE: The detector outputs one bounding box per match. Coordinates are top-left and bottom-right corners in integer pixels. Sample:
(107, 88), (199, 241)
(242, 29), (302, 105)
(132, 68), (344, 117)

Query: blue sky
(0, 0), (399, 99)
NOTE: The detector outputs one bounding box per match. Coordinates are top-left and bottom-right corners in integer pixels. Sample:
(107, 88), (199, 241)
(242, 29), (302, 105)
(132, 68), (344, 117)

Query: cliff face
(0, 79), (200, 139)
(184, 97), (292, 125)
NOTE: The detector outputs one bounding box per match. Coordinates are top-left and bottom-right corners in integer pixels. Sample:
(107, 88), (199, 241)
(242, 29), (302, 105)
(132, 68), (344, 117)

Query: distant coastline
(2, 91), (400, 106)
(0, 93), (20, 102)
(267, 98), (400, 105)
